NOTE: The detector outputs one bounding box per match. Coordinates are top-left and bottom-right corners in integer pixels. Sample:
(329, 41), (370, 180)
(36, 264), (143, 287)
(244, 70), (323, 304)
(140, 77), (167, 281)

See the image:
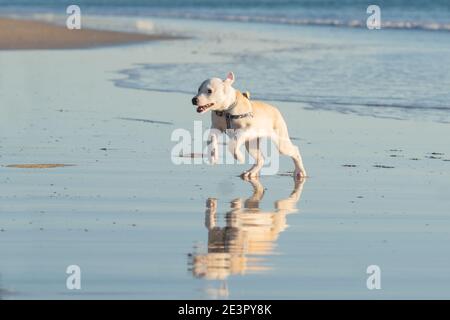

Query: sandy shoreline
(0, 18), (180, 50)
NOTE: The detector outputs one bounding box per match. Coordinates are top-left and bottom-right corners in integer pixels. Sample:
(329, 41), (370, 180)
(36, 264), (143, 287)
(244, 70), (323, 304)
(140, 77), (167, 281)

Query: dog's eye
(207, 89), (213, 94)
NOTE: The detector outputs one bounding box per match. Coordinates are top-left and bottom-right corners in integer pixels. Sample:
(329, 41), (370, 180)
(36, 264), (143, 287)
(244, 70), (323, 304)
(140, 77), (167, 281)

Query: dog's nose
(192, 97), (198, 105)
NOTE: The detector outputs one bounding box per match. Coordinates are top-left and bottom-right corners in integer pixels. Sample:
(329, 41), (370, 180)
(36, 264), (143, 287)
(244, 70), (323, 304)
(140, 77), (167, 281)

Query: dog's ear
(224, 72), (235, 85)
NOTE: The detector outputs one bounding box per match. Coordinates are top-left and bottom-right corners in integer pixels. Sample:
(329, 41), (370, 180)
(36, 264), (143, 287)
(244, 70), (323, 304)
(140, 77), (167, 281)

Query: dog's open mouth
(196, 103), (214, 113)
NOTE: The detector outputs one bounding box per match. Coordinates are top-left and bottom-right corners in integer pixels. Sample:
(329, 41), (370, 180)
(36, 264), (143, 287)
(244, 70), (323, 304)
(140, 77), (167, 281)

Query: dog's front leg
(207, 132), (219, 165)
(228, 134), (245, 164)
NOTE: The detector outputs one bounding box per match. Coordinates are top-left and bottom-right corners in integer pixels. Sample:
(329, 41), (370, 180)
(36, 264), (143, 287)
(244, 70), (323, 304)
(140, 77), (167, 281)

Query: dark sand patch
(373, 164), (395, 169)
(342, 164), (358, 167)
(119, 117), (173, 125)
(425, 152), (444, 159)
(99, 148), (118, 151)
(5, 164), (74, 169)
(178, 153), (205, 158)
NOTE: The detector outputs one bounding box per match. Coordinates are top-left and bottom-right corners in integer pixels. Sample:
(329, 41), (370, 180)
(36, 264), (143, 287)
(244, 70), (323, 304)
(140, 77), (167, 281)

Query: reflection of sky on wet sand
(1, 15), (450, 299)
(188, 178), (305, 290)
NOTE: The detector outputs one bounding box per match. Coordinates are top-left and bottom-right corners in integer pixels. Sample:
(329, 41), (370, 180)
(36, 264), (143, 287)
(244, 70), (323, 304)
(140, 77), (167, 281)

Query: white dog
(192, 72), (307, 179)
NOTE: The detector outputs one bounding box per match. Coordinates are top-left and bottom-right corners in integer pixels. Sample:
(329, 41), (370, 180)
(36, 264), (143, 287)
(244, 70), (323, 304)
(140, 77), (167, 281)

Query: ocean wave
(2, 1), (450, 32)
(145, 11), (450, 32)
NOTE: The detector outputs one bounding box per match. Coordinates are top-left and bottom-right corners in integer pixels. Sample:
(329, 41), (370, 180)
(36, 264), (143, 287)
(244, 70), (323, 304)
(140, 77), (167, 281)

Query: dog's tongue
(196, 106), (204, 113)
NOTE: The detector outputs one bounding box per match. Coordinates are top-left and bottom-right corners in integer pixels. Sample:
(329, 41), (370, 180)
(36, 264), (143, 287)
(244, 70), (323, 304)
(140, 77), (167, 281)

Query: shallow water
(112, 18), (450, 123)
(3, 2), (450, 123)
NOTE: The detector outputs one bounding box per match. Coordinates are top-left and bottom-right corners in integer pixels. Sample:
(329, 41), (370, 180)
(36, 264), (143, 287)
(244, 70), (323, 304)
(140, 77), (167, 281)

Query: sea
(1, 0), (450, 123)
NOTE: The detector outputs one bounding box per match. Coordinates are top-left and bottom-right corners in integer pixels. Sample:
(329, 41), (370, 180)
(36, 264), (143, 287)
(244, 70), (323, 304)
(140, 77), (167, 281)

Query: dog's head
(192, 72), (236, 114)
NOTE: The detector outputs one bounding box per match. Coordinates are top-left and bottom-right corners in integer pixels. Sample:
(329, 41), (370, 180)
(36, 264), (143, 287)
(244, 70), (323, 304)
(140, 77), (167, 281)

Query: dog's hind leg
(242, 138), (265, 178)
(272, 131), (307, 179)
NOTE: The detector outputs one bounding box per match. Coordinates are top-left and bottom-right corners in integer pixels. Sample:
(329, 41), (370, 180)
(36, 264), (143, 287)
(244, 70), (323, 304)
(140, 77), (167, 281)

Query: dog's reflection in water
(188, 177), (305, 285)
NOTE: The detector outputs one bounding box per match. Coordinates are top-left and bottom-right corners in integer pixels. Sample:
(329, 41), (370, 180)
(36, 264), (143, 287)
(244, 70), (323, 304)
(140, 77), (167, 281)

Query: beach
(0, 17), (178, 50)
(1, 11), (450, 299)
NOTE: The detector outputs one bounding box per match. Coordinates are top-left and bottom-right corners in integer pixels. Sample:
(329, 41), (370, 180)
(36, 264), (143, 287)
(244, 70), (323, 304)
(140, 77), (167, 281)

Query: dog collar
(214, 93), (253, 129)
(214, 107), (253, 130)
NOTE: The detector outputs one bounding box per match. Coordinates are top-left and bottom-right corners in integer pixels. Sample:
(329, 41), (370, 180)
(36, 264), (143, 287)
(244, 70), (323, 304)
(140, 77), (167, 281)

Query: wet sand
(0, 18), (179, 50)
(0, 18), (449, 299)
(5, 164), (74, 169)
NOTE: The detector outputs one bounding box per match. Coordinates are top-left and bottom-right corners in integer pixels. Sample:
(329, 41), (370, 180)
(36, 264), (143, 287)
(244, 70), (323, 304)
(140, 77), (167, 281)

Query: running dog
(192, 72), (307, 179)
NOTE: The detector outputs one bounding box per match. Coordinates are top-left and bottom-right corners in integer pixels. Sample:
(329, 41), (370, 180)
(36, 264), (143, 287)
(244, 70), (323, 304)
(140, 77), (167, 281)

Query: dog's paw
(208, 149), (219, 165)
(242, 170), (259, 179)
(294, 170), (307, 180)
